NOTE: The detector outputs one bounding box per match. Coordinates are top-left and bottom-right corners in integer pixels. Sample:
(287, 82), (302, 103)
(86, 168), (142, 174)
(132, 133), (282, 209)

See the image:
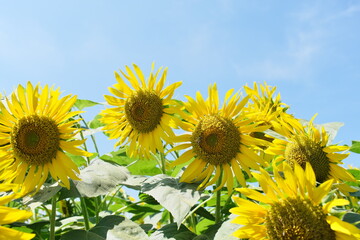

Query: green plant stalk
(78, 119), (102, 224)
(49, 194), (57, 240)
(160, 152), (166, 174)
(80, 116), (100, 156)
(159, 152), (175, 223)
(215, 171), (223, 224)
(80, 197), (91, 230)
(191, 214), (197, 234)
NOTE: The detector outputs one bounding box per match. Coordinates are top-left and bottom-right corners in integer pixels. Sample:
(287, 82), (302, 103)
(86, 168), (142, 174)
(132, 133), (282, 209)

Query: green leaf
(142, 175), (201, 227)
(74, 159), (130, 197)
(350, 190), (360, 197)
(128, 204), (162, 222)
(201, 222), (223, 239)
(106, 217), (149, 240)
(139, 193), (160, 205)
(60, 230), (105, 240)
(59, 180), (82, 200)
(193, 235), (211, 240)
(89, 114), (105, 129)
(350, 141), (360, 154)
(342, 212), (360, 228)
(66, 152), (88, 167)
(214, 215), (239, 240)
(127, 159), (162, 176)
(90, 215), (125, 238)
(100, 148), (134, 166)
(22, 182), (61, 208)
(121, 175), (148, 191)
(149, 223), (197, 240)
(194, 206), (215, 221)
(314, 121), (343, 144)
(74, 99), (101, 110)
(348, 169), (360, 180)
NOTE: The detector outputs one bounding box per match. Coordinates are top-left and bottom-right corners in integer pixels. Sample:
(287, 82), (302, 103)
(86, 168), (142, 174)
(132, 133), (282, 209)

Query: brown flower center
(285, 136), (330, 182)
(11, 115), (60, 165)
(191, 115), (240, 165)
(266, 197), (335, 240)
(125, 90), (163, 133)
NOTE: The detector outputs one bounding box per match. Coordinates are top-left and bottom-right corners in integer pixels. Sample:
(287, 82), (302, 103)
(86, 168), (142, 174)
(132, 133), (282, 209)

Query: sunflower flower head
(244, 82), (294, 136)
(170, 84), (271, 192)
(0, 82), (91, 192)
(0, 184), (35, 240)
(230, 162), (360, 240)
(100, 63), (182, 159)
(266, 116), (355, 185)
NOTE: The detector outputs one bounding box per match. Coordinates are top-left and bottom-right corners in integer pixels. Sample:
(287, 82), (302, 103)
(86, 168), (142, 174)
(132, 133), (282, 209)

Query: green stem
(159, 153), (175, 223)
(80, 197), (91, 230)
(215, 171), (223, 224)
(49, 194), (57, 240)
(160, 152), (166, 174)
(79, 130), (91, 165)
(80, 116), (100, 156)
(181, 195), (214, 225)
(191, 214), (197, 234)
(114, 201), (143, 214)
(169, 213), (174, 223)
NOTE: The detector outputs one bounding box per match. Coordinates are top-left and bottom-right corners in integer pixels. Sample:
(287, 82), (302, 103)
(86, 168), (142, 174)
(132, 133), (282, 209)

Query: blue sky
(1, 1), (359, 166)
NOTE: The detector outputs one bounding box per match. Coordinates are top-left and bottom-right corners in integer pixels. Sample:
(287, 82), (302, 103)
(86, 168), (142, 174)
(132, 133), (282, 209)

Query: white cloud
(233, 29), (322, 82)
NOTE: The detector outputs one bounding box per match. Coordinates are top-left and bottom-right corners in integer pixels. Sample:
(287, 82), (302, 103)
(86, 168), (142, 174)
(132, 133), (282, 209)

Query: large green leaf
(60, 230), (105, 240)
(149, 223), (197, 240)
(213, 215), (239, 240)
(89, 114), (105, 129)
(59, 180), (82, 200)
(127, 159), (162, 176)
(121, 175), (148, 191)
(100, 149), (134, 166)
(90, 215), (125, 238)
(142, 175), (201, 227)
(22, 182), (61, 209)
(350, 141), (360, 154)
(106, 217), (149, 240)
(74, 99), (101, 110)
(75, 159), (130, 197)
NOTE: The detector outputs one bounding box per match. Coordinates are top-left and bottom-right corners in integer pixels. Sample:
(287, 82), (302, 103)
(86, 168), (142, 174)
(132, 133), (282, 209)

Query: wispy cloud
(233, 28), (322, 82)
(233, 2), (360, 83)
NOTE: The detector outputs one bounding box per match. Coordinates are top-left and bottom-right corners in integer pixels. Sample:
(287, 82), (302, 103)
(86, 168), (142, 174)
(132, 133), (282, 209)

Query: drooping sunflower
(0, 82), (91, 192)
(100, 63), (182, 159)
(0, 184), (35, 240)
(243, 82), (297, 138)
(170, 84), (270, 192)
(230, 162), (360, 240)
(265, 115), (355, 185)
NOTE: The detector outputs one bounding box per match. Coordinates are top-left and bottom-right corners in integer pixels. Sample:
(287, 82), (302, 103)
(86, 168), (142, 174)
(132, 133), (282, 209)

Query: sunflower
(0, 184), (35, 240)
(243, 82), (297, 139)
(265, 116), (355, 185)
(0, 82), (91, 192)
(230, 162), (360, 240)
(170, 84), (270, 192)
(100, 63), (182, 159)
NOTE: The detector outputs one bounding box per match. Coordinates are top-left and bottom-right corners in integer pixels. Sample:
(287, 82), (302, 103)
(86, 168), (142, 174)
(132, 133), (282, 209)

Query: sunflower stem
(80, 116), (100, 156)
(49, 193), (57, 240)
(79, 130), (91, 165)
(191, 214), (197, 234)
(80, 197), (91, 230)
(160, 152), (166, 174)
(215, 171), (223, 224)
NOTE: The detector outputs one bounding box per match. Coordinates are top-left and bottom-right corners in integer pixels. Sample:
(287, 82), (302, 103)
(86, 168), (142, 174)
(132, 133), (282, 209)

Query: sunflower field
(1, 63), (360, 240)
